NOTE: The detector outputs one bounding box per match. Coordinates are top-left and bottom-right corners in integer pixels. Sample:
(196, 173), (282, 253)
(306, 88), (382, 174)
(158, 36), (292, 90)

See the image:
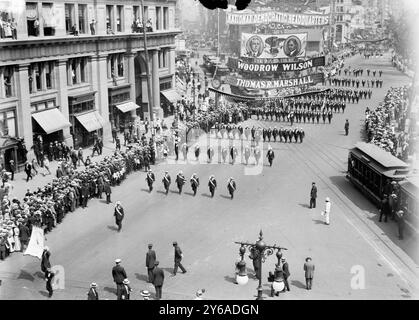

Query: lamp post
(234, 230), (287, 300)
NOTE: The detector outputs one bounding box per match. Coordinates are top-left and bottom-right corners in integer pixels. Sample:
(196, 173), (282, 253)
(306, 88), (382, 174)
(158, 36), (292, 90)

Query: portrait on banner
(241, 33), (307, 59)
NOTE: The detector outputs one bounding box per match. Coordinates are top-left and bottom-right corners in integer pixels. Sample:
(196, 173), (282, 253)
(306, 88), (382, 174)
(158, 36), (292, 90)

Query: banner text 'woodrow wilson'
(227, 56), (325, 75)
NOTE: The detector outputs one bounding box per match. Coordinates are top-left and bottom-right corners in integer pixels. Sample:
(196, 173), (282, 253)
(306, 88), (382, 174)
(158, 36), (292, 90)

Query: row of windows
(19, 2), (172, 38)
(1, 49), (171, 98)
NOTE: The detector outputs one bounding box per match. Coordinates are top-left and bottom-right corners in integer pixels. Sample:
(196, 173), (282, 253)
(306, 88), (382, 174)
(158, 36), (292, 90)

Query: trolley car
(347, 142), (410, 206)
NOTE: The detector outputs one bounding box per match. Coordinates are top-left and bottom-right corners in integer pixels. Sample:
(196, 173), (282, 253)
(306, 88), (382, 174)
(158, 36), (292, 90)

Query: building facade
(0, 0), (180, 171)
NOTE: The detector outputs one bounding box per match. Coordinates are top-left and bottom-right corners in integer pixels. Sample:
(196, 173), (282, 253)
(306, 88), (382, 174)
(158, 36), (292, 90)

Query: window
(106, 5), (114, 31)
(35, 63), (41, 91)
(107, 54), (124, 78)
(45, 61), (54, 89)
(117, 54), (124, 77)
(42, 3), (56, 36)
(67, 57), (88, 85)
(26, 2), (39, 37)
(78, 4), (87, 34)
(156, 7), (161, 30)
(144, 6), (148, 21)
(0, 110), (17, 137)
(116, 5), (123, 32)
(31, 99), (56, 113)
(133, 6), (140, 20)
(163, 7), (168, 29)
(65, 3), (75, 34)
(28, 61), (55, 92)
(1, 66), (15, 98)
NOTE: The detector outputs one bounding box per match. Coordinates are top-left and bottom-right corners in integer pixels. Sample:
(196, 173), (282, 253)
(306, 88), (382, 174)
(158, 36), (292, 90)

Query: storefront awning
(161, 89), (182, 104)
(76, 111), (107, 132)
(32, 108), (71, 134)
(116, 101), (140, 113)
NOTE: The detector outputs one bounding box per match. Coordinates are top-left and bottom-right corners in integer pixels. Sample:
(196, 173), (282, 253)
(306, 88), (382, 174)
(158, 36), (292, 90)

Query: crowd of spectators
(365, 86), (412, 160)
(0, 137), (157, 261)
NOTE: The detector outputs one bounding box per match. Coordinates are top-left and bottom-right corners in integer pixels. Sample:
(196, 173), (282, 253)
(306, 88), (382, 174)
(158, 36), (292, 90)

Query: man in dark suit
(146, 244), (156, 283)
(310, 182), (317, 209)
(114, 201), (124, 232)
(281, 258), (290, 292)
(41, 247), (51, 278)
(227, 177), (236, 199)
(104, 179), (112, 204)
(45, 268), (55, 298)
(266, 146), (275, 167)
(87, 283), (99, 300)
(208, 175), (217, 198)
(162, 171), (171, 195)
(172, 241), (186, 275)
(112, 259), (127, 299)
(24, 161), (33, 182)
(146, 169), (155, 192)
(175, 171), (186, 194)
(303, 257), (315, 290)
(152, 261), (165, 299)
(19, 222), (30, 251)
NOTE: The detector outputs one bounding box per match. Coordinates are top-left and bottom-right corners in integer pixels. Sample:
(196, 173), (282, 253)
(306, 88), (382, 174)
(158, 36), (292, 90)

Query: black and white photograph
(0, 0), (418, 305)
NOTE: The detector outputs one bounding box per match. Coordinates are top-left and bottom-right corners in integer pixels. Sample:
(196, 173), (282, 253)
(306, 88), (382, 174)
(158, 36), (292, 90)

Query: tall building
(0, 0), (180, 171)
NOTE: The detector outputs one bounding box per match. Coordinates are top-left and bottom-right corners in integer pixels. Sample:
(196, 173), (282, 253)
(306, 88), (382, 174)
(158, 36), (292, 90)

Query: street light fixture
(234, 230), (287, 300)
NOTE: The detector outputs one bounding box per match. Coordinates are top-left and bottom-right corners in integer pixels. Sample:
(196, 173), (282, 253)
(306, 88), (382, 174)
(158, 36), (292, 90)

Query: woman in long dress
(322, 197), (331, 225)
(7, 228), (15, 253)
(13, 227), (21, 252)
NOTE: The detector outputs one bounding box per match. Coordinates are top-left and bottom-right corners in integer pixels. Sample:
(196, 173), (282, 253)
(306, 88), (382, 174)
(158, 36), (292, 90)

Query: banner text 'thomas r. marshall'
(225, 74), (324, 90)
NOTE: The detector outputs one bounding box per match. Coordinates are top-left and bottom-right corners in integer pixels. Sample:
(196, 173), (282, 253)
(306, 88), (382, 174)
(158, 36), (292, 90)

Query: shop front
(31, 107), (71, 148)
(74, 111), (106, 149)
(68, 92), (101, 148)
(108, 85), (139, 133)
(161, 88), (182, 117)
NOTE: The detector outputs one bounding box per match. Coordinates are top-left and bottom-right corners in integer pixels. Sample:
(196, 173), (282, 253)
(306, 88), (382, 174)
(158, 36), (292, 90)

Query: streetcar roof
(351, 142), (409, 170)
(399, 176), (419, 197)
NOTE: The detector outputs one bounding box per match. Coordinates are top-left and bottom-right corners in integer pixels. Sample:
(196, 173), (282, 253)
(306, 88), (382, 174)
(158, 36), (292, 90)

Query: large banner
(227, 56), (325, 75)
(24, 226), (45, 259)
(225, 74), (324, 90)
(226, 11), (330, 26)
(241, 33), (307, 59)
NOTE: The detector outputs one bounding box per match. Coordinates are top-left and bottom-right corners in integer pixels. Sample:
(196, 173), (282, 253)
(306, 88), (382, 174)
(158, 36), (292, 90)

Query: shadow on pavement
(156, 190), (168, 195)
(291, 279), (306, 289)
(103, 286), (117, 295)
(107, 225), (119, 232)
(170, 190), (180, 194)
(17, 270), (35, 282)
(140, 188), (151, 193)
(183, 192), (195, 197)
(219, 195), (231, 200)
(312, 219), (325, 225)
(201, 193), (212, 198)
(135, 273), (149, 283)
(224, 275), (236, 284)
(299, 203), (310, 209)
(34, 271), (44, 279)
(38, 290), (49, 298)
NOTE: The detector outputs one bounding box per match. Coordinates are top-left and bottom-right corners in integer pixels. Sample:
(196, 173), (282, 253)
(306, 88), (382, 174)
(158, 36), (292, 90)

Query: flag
(24, 226), (45, 259)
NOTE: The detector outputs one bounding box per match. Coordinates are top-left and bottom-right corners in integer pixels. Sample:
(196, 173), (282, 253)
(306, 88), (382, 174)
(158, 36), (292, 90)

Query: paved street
(0, 52), (418, 300)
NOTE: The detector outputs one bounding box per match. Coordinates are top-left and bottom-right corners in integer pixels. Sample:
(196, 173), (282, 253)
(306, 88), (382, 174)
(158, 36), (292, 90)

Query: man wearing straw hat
(87, 283), (99, 300)
(120, 279), (132, 300)
(140, 290), (151, 300)
(112, 258), (127, 299)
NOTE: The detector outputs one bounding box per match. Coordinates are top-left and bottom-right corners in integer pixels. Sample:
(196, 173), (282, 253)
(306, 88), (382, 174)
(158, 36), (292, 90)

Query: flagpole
(140, 0), (154, 122)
